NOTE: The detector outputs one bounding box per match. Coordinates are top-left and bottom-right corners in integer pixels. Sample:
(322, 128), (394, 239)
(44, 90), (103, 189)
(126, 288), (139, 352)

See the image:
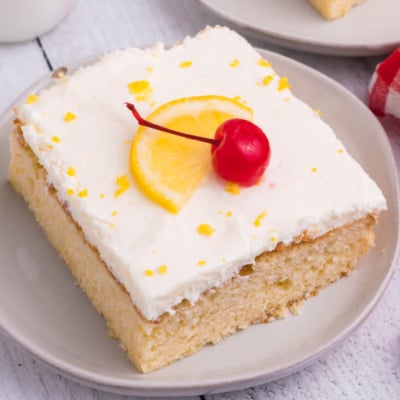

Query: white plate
(199, 0), (400, 56)
(0, 49), (398, 396)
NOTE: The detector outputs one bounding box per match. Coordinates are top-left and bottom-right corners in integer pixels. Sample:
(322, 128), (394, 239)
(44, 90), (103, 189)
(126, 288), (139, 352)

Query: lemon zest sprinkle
(64, 112), (76, 122)
(179, 61), (192, 68)
(158, 265), (168, 274)
(262, 75), (274, 86)
(225, 182), (241, 195)
(144, 269), (154, 277)
(67, 188), (75, 196)
(230, 59), (240, 67)
(258, 59), (271, 67)
(66, 166), (76, 176)
(25, 94), (39, 104)
(51, 136), (61, 143)
(197, 260), (206, 266)
(78, 188), (88, 197)
(254, 211), (267, 227)
(127, 80), (152, 102)
(197, 224), (215, 236)
(128, 80), (151, 94)
(114, 175), (130, 197)
(278, 77), (291, 91)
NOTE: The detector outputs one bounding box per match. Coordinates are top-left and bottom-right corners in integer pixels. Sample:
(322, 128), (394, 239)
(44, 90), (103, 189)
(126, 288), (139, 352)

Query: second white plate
(199, 0), (400, 56)
(0, 48), (398, 396)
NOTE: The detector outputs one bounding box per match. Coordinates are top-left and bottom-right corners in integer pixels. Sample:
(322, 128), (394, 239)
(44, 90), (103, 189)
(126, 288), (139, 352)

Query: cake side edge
(8, 127), (379, 372)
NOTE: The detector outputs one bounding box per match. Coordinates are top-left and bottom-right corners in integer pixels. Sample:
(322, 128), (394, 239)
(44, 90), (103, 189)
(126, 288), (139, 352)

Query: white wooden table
(1, 1), (399, 399)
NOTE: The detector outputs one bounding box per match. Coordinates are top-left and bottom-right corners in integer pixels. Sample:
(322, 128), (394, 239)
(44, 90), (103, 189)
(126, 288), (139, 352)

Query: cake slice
(309, 0), (366, 19)
(8, 26), (386, 372)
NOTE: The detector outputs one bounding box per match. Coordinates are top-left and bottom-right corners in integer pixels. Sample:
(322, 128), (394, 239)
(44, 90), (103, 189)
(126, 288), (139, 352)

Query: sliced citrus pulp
(130, 95), (253, 213)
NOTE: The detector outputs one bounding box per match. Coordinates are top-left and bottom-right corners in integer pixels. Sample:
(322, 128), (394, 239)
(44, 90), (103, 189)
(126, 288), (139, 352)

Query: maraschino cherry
(125, 103), (271, 186)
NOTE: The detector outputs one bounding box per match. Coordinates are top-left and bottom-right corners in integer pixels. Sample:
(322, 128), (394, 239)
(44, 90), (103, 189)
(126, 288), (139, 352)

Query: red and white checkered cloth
(369, 48), (400, 119)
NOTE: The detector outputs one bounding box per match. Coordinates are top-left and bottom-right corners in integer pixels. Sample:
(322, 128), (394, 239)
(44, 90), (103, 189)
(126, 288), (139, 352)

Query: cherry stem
(125, 103), (220, 146)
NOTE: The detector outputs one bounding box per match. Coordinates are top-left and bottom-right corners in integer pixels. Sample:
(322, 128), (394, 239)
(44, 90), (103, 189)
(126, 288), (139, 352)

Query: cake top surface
(18, 26), (386, 320)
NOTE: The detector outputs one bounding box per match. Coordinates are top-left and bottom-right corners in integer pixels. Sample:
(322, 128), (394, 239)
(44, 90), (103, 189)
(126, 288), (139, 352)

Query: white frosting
(18, 26), (386, 320)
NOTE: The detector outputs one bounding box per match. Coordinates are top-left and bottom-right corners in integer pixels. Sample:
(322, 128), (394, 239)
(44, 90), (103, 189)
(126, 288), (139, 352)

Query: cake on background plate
(309, 0), (366, 19)
(8, 26), (386, 372)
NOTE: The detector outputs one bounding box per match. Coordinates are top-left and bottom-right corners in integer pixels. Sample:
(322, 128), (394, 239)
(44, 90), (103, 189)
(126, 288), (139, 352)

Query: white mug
(0, 0), (76, 43)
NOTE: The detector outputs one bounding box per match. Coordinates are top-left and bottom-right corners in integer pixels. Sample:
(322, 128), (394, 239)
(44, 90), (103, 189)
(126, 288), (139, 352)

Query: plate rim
(0, 47), (399, 396)
(198, 0), (400, 56)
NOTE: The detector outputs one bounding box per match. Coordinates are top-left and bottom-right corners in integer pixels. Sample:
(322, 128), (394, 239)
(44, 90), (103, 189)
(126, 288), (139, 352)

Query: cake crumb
(288, 299), (304, 315)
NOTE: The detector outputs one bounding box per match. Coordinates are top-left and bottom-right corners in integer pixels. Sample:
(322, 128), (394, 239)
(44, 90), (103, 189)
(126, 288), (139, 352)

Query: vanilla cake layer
(9, 128), (377, 372)
(309, 0), (366, 19)
(9, 26), (386, 372)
